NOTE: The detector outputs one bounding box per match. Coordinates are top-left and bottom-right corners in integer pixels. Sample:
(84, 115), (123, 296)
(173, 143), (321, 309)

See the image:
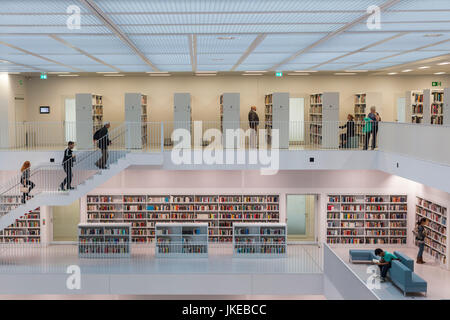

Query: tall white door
(289, 98), (305, 143)
(397, 97), (406, 122)
(286, 194), (316, 241)
(65, 98), (76, 142)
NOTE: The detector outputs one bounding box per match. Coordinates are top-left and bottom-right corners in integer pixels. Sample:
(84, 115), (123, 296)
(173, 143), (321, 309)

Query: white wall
(24, 74), (450, 124)
(82, 169), (450, 247)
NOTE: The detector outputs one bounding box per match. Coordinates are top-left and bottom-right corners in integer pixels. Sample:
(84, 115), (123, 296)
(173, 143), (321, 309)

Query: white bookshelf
(155, 222), (208, 257)
(233, 223), (287, 256)
(78, 223), (131, 258)
(309, 92), (339, 148)
(220, 93), (240, 148)
(415, 196), (447, 267)
(423, 89), (444, 125)
(76, 93), (103, 149)
(326, 194), (407, 246)
(353, 92), (382, 145)
(265, 93), (289, 148)
(125, 93), (148, 149)
(405, 91), (424, 123)
(86, 194), (280, 243)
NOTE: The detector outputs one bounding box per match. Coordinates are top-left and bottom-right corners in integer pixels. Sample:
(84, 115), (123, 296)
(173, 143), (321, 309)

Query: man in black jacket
(94, 122), (111, 169)
(60, 141), (76, 191)
(248, 106), (259, 148)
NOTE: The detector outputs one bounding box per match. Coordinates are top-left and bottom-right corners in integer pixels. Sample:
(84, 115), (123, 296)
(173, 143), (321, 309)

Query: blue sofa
(349, 249), (427, 296)
(390, 260), (427, 296)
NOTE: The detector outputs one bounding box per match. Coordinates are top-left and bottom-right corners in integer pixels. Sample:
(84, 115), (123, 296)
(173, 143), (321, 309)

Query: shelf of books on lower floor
(233, 223), (287, 256)
(85, 194), (280, 243)
(326, 194), (407, 245)
(0, 196), (40, 243)
(415, 196), (447, 266)
(78, 223), (131, 258)
(155, 223), (208, 257)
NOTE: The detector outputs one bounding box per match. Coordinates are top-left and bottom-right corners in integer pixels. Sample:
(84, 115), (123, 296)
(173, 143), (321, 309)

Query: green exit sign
(432, 81), (442, 87)
(275, 72), (283, 77)
(40, 73), (47, 80)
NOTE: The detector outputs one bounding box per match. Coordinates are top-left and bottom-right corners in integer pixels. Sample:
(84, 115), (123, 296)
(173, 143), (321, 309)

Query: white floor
(332, 246), (450, 300)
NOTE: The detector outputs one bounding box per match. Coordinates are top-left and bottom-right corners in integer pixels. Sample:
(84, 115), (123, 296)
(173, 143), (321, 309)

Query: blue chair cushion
(349, 249), (377, 262)
(394, 251), (414, 271)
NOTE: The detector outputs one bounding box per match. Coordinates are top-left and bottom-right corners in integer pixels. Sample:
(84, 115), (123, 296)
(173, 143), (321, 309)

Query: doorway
(52, 200), (80, 241)
(289, 98), (305, 144)
(397, 97), (406, 122)
(14, 96), (26, 148)
(65, 98), (76, 142)
(286, 194), (316, 241)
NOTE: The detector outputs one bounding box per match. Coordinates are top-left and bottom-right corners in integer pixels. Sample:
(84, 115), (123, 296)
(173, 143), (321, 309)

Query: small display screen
(40, 106), (50, 114)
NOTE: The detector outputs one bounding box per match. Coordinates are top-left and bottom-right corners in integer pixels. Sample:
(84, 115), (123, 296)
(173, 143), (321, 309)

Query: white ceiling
(0, 0), (449, 74)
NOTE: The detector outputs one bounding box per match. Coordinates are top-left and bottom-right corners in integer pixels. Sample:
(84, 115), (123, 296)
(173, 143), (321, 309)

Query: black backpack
(93, 128), (102, 141)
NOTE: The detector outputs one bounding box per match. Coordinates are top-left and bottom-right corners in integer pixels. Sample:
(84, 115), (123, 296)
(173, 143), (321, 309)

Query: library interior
(0, 0), (450, 301)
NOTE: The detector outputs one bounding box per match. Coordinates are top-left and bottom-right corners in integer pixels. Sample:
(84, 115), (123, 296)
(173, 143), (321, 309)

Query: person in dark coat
(368, 106), (381, 150)
(248, 106), (259, 147)
(339, 114), (356, 148)
(60, 141), (76, 191)
(94, 123), (111, 169)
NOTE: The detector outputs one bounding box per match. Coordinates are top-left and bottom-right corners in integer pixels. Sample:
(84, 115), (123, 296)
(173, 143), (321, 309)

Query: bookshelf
(78, 223), (131, 258)
(125, 93), (148, 149)
(309, 92), (339, 148)
(155, 222), (208, 257)
(415, 197), (447, 266)
(405, 91), (424, 123)
(233, 223), (287, 256)
(353, 92), (382, 145)
(220, 93), (240, 148)
(265, 93), (289, 149)
(86, 194), (280, 243)
(75, 93), (104, 149)
(326, 194), (407, 245)
(423, 89), (445, 125)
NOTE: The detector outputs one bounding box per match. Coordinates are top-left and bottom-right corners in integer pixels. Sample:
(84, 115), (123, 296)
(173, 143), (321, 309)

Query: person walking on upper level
(415, 218), (428, 264)
(20, 161), (35, 204)
(248, 106), (259, 148)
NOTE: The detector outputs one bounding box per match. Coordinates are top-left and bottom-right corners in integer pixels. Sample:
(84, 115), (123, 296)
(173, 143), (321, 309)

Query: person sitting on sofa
(374, 248), (399, 282)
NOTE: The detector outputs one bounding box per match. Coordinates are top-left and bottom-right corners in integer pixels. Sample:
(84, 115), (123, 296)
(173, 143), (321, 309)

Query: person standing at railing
(20, 161), (35, 204)
(59, 141), (76, 191)
(368, 106), (381, 150)
(94, 122), (111, 169)
(248, 106), (259, 148)
(414, 218), (428, 264)
(339, 114), (355, 148)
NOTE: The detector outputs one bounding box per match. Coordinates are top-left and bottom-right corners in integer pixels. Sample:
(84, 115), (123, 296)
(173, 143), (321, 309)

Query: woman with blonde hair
(20, 161), (35, 204)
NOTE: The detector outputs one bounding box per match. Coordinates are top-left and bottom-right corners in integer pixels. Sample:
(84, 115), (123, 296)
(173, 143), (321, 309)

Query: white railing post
(160, 122), (164, 153)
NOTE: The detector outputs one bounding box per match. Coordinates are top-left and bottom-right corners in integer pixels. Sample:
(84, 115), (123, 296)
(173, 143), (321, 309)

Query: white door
(289, 98), (305, 143)
(65, 98), (76, 142)
(14, 96), (26, 148)
(397, 97), (406, 122)
(286, 194), (316, 241)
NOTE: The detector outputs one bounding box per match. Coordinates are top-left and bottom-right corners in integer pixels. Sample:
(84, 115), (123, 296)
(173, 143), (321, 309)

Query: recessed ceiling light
(387, 72), (398, 75)
(245, 71), (268, 73)
(401, 69), (413, 72)
(418, 66), (430, 69)
(0, 60), (10, 64)
(423, 33), (443, 37)
(149, 74), (171, 77)
(104, 74), (124, 77)
(437, 62), (450, 65)
(242, 73), (263, 76)
(48, 72), (70, 74)
(335, 73), (356, 75)
(146, 72), (169, 74)
(96, 72), (119, 74)
(217, 36), (235, 40)
(344, 70), (368, 73)
(294, 70), (317, 73)
(288, 73), (310, 76)
(434, 72), (446, 75)
(58, 74), (79, 77)
(195, 71), (217, 73)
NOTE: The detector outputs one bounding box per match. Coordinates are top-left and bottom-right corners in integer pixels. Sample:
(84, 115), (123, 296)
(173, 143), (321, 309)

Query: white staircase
(0, 125), (132, 231)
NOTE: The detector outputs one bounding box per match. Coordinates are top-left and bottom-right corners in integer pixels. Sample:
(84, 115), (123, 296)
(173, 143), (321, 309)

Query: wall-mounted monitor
(40, 106), (50, 114)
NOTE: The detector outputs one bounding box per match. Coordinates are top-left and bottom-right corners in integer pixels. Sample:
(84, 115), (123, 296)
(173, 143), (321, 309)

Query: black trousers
(61, 165), (73, 189)
(21, 180), (35, 203)
(378, 262), (391, 278)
